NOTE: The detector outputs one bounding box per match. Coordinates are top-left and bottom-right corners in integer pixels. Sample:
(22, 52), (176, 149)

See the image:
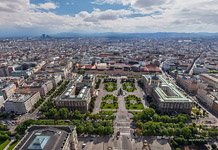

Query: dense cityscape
(0, 36), (217, 150)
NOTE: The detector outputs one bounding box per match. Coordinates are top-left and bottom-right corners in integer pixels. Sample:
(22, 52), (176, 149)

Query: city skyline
(0, 0), (218, 37)
(0, 1), (218, 150)
(0, 31), (218, 149)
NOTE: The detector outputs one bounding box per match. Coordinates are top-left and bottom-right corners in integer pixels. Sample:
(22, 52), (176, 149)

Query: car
(90, 135), (96, 138)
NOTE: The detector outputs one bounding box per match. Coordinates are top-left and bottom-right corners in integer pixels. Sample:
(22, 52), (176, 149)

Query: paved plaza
(85, 76), (154, 150)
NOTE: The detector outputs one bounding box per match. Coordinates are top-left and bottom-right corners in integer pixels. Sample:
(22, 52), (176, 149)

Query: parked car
(82, 143), (86, 149)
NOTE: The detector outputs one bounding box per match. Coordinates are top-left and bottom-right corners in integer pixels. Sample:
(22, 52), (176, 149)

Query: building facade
(56, 74), (94, 113)
(4, 92), (41, 114)
(14, 125), (78, 150)
(200, 74), (218, 89)
(18, 80), (54, 97)
(176, 75), (198, 94)
(143, 75), (193, 114)
(0, 83), (16, 100)
(56, 82), (91, 113)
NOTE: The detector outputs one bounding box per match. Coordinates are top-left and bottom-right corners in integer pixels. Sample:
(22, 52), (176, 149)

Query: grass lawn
(8, 140), (20, 150)
(99, 111), (115, 115)
(126, 103), (144, 110)
(104, 82), (117, 92)
(123, 82), (136, 92)
(125, 95), (144, 110)
(101, 94), (118, 109)
(129, 111), (142, 116)
(101, 103), (118, 109)
(0, 139), (10, 150)
(102, 94), (118, 101)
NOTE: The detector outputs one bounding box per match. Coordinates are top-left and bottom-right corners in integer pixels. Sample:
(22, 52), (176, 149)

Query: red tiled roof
(142, 64), (161, 72)
(99, 54), (110, 57)
(80, 65), (96, 70)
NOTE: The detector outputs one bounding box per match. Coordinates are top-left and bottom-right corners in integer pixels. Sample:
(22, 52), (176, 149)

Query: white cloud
(0, 0), (218, 36)
(93, 0), (170, 8)
(0, 0), (29, 12)
(93, 0), (172, 16)
(93, 0), (131, 5)
(31, 2), (58, 10)
(91, 0), (218, 32)
(133, 0), (166, 7)
(76, 9), (133, 22)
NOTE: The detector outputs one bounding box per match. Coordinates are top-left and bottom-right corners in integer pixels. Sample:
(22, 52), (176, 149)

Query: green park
(101, 94), (118, 109)
(125, 95), (144, 110)
(104, 82), (117, 92)
(133, 108), (218, 149)
(123, 82), (136, 92)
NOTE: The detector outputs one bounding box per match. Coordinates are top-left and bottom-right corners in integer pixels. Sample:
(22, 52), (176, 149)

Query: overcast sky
(0, 0), (218, 36)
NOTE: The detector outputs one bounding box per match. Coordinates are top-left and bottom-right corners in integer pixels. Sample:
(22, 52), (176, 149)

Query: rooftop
(59, 75), (91, 102)
(15, 125), (75, 150)
(143, 75), (192, 103)
(201, 74), (218, 83)
(6, 93), (32, 103)
(60, 81), (89, 101)
(0, 82), (15, 89)
(28, 135), (50, 150)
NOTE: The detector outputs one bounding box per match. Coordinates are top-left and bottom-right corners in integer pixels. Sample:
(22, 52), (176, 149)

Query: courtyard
(101, 94), (118, 109)
(125, 95), (144, 110)
(123, 82), (136, 92)
(94, 77), (147, 113)
(104, 82), (117, 92)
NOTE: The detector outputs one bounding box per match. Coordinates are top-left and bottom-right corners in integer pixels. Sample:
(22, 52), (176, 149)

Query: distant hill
(1, 32), (218, 39)
(52, 32), (218, 39)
